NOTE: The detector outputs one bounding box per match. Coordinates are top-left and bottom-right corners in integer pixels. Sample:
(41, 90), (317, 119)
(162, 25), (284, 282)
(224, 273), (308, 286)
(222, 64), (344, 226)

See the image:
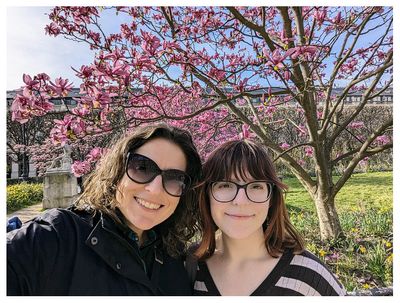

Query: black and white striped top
(193, 249), (346, 296)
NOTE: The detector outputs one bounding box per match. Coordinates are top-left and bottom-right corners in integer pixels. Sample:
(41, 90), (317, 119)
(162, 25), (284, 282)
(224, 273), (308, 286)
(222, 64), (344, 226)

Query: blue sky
(7, 7), (96, 90)
(6, 5), (394, 91)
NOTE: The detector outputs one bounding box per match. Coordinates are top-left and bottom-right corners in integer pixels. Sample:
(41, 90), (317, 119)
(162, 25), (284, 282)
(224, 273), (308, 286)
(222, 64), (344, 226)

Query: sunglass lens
(163, 171), (189, 196)
(127, 155), (157, 183)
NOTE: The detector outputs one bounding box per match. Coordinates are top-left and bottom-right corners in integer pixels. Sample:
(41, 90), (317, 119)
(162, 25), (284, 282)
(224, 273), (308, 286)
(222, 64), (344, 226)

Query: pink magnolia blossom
(71, 7), (99, 25)
(71, 105), (90, 116)
(264, 49), (287, 70)
(374, 135), (391, 146)
(45, 22), (61, 36)
(50, 115), (86, 145)
(314, 7), (327, 27)
(71, 160), (91, 177)
(332, 12), (342, 25)
(325, 252), (340, 262)
(72, 65), (94, 79)
(80, 87), (117, 109)
(285, 46), (318, 60)
(10, 93), (32, 124)
(280, 143), (290, 150)
(264, 104), (277, 116)
(11, 89), (54, 123)
(239, 124), (256, 139)
(36, 73), (50, 81)
(359, 157), (369, 166)
(279, 30), (294, 45)
(349, 121), (364, 129)
(298, 159), (306, 166)
(283, 70), (291, 81)
(340, 58), (358, 74)
(86, 147), (106, 162)
(111, 60), (130, 77)
(377, 51), (386, 60)
(87, 30), (101, 44)
(49, 77), (73, 97)
(208, 67), (226, 81)
(103, 47), (126, 61)
(305, 146), (314, 157)
(22, 74), (39, 90)
(13, 144), (27, 153)
(140, 30), (161, 55)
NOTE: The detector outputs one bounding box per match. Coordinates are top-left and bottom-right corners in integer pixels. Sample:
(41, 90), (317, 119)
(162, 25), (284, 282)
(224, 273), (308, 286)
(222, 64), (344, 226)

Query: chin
(221, 228), (257, 240)
(129, 216), (160, 231)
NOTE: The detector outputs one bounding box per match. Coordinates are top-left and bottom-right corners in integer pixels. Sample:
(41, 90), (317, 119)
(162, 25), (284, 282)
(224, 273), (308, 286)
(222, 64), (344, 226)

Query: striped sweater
(192, 249), (346, 296)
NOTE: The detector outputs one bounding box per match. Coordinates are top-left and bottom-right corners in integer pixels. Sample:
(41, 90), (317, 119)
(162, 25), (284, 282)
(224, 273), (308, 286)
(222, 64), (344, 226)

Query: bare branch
(333, 119), (392, 195)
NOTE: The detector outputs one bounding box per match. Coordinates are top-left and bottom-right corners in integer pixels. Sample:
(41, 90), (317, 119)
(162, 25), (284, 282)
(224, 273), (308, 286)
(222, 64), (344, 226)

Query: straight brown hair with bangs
(195, 139), (304, 259)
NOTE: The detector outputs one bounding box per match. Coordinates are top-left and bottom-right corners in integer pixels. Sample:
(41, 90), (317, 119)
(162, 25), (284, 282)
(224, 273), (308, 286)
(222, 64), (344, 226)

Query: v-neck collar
(201, 248), (293, 296)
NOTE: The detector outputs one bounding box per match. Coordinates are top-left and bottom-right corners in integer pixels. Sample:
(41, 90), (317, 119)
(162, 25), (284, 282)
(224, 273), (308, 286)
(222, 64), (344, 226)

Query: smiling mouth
(135, 197), (164, 210)
(225, 213), (255, 219)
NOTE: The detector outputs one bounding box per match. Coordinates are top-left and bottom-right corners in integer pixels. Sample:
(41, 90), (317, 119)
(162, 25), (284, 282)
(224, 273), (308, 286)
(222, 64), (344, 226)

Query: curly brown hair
(195, 139), (304, 260)
(75, 123), (202, 257)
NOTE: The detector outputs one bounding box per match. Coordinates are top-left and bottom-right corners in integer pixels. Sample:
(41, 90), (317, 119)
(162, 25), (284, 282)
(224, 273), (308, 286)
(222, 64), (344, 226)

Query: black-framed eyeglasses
(210, 181), (274, 203)
(125, 152), (191, 197)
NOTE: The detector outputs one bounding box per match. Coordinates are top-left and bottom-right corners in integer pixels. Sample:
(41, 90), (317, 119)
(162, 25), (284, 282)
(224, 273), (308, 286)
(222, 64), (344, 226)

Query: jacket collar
(112, 207), (159, 248)
(85, 211), (160, 294)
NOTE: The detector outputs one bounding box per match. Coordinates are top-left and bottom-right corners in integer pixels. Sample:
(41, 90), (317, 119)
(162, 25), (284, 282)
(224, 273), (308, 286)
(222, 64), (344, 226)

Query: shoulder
(6, 208), (96, 294)
(7, 208), (94, 244)
(279, 249), (346, 296)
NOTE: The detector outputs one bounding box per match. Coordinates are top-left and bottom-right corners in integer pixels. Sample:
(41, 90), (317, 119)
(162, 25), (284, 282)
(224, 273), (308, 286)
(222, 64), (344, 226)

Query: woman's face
(116, 137), (187, 236)
(210, 173), (270, 240)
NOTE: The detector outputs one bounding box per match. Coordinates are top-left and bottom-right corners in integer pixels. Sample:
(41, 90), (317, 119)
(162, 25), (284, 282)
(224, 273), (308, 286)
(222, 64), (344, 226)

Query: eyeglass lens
(126, 153), (190, 197)
(211, 181), (272, 203)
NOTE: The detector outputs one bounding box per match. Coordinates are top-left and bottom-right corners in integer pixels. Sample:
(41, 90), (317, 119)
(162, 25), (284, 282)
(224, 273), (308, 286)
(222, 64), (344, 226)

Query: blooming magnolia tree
(11, 6), (393, 240)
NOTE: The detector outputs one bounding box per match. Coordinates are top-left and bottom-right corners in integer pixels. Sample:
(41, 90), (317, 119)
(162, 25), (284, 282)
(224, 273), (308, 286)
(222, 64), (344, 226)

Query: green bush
(7, 182), (43, 213)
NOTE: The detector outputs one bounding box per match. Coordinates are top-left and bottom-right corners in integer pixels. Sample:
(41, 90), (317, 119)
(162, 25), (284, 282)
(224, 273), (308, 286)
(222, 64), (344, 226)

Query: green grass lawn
(282, 171), (393, 291)
(283, 171), (393, 213)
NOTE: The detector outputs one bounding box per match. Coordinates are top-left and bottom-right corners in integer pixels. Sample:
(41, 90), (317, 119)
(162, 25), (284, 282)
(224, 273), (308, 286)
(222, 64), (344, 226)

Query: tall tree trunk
(314, 189), (343, 240)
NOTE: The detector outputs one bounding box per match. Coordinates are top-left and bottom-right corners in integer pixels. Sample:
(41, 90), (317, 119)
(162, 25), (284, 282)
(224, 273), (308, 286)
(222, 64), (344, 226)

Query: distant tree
(7, 112), (63, 178)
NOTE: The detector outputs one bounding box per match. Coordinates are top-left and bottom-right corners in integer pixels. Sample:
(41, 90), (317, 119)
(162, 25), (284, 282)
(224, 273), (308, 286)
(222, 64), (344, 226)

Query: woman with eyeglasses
(189, 139), (346, 296)
(7, 124), (202, 295)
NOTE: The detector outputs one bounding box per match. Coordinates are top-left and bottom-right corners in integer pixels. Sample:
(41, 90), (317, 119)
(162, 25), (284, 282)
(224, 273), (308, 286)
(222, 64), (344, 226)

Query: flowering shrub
(7, 183), (43, 213)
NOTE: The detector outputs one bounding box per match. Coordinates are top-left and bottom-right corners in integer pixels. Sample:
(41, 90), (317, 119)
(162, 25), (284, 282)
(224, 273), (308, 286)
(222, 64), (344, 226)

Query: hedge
(7, 182), (43, 213)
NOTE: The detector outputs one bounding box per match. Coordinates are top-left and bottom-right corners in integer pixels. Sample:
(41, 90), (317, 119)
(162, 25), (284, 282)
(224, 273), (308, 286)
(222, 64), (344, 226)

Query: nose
(232, 187), (250, 205)
(144, 174), (164, 194)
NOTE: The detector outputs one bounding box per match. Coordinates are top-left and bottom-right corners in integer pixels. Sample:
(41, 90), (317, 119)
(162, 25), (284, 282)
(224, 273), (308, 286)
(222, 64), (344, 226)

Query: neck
(217, 228), (269, 262)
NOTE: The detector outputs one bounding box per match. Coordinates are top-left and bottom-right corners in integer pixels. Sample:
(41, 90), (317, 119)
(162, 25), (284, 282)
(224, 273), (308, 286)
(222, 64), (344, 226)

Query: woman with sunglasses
(190, 139), (346, 296)
(7, 124), (201, 295)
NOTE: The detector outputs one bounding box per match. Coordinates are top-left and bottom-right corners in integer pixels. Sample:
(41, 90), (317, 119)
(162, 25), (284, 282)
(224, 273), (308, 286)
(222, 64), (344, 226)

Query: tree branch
(333, 119), (392, 195)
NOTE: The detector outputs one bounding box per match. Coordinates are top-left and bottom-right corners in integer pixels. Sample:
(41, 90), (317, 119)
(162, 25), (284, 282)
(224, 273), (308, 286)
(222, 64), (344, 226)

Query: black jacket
(7, 207), (192, 295)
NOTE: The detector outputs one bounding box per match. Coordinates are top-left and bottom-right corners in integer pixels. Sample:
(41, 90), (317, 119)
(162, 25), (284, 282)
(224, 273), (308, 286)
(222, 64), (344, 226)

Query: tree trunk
(314, 190), (343, 240)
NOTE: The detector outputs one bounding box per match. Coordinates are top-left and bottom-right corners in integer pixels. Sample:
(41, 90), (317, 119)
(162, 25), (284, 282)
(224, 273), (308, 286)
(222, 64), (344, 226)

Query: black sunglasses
(125, 153), (191, 197)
